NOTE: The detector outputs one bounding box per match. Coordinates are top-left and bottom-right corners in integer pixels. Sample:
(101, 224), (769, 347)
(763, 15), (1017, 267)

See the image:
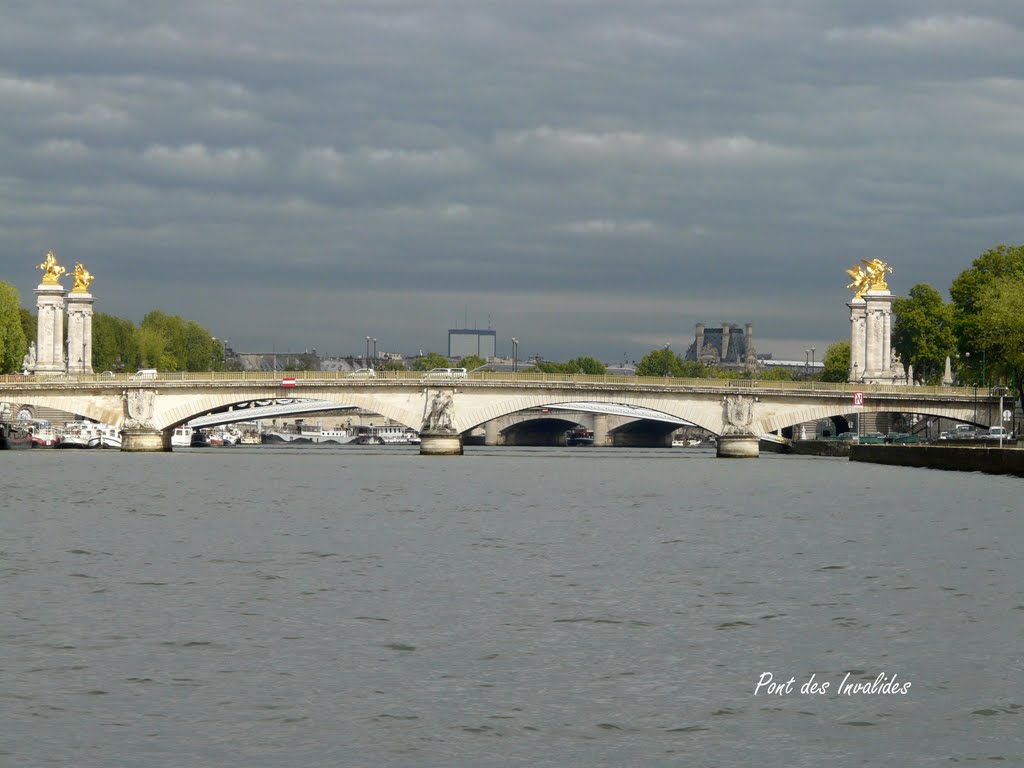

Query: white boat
(171, 425), (194, 448)
(87, 424), (122, 449)
(261, 422), (359, 444)
(239, 430), (261, 445)
(59, 421), (98, 448)
(353, 425), (421, 445)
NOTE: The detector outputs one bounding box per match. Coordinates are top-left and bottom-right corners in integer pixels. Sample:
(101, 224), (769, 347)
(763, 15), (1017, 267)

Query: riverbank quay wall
(850, 444), (1024, 476)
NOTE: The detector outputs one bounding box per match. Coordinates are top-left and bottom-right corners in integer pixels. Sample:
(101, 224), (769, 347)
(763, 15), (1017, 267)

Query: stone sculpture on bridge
(22, 342), (36, 374)
(124, 389), (156, 429)
(422, 391), (455, 433)
(721, 395), (755, 435)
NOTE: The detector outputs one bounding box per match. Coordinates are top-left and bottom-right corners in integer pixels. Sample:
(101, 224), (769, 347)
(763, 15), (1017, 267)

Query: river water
(3, 446), (1021, 767)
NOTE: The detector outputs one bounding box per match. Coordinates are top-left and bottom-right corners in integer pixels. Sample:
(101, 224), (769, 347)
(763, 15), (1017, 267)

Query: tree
(892, 283), (956, 384)
(457, 354), (486, 372)
(413, 352), (451, 371)
(950, 244), (1024, 386)
(820, 341), (851, 382)
(635, 347), (687, 377)
(0, 281), (28, 374)
(758, 366), (794, 381)
(973, 275), (1024, 410)
(92, 313), (141, 372)
(19, 308), (35, 346)
(565, 356), (607, 375)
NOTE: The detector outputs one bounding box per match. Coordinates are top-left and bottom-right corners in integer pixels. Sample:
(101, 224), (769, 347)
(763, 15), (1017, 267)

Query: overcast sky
(2, 2), (1022, 363)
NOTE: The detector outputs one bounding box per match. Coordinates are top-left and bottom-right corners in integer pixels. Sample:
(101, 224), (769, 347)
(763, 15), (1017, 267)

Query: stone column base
(121, 427), (171, 452)
(420, 431), (463, 455)
(717, 434), (759, 458)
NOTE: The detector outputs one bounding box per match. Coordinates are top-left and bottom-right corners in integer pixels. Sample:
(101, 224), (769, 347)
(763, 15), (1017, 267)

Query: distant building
(448, 329), (497, 360)
(684, 323), (759, 371)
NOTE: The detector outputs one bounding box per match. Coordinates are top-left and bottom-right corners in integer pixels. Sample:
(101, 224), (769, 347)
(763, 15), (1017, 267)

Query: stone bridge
(0, 370), (999, 454)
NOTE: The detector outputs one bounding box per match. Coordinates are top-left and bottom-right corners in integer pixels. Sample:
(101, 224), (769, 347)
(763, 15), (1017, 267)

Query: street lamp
(511, 338), (519, 372)
(372, 338), (377, 366)
(805, 349), (810, 379)
(811, 347), (816, 378)
(365, 336), (370, 367)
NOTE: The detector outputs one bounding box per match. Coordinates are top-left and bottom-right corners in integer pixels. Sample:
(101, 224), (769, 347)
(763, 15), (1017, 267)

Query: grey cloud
(2, 1), (1023, 362)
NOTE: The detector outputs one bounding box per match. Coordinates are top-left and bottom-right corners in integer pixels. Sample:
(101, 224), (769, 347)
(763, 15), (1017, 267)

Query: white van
(425, 367), (467, 379)
(130, 369), (158, 381)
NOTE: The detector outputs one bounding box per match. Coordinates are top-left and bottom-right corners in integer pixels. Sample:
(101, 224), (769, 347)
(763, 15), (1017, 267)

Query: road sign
(853, 392), (864, 406)
(1004, 409), (1013, 422)
(281, 377), (296, 388)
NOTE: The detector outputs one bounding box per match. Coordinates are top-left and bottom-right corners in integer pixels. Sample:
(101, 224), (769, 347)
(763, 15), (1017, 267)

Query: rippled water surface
(3, 446), (1022, 766)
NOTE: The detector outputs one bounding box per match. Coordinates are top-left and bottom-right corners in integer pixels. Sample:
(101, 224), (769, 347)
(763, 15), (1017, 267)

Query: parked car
(424, 367), (468, 379)
(982, 426), (1012, 440)
(836, 431), (859, 442)
(860, 432), (886, 444)
(347, 368), (377, 379)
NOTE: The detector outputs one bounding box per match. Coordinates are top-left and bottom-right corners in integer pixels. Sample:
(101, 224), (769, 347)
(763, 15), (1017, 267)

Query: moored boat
(59, 421), (97, 448)
(261, 422), (359, 445)
(1, 421), (34, 450)
(87, 424), (122, 449)
(29, 421), (61, 448)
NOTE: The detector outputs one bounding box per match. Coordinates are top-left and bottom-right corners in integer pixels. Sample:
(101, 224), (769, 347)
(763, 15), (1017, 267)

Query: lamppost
(372, 338), (377, 366)
(811, 347), (816, 378)
(663, 343), (671, 376)
(805, 349), (810, 378)
(997, 386), (1007, 447)
(365, 336), (370, 368)
(511, 338), (519, 372)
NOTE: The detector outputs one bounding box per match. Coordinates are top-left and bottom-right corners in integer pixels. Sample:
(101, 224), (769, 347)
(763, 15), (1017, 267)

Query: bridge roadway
(0, 370), (999, 452)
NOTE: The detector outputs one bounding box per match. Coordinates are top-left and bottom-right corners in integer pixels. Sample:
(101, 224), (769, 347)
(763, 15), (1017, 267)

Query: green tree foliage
(950, 244), (1024, 387)
(679, 360), (709, 378)
(137, 311), (221, 371)
(565, 356), (606, 375)
(136, 325), (170, 369)
(635, 347), (688, 377)
(820, 341), (851, 382)
(412, 352), (451, 371)
(892, 283), (956, 385)
(757, 366), (794, 381)
(534, 357), (608, 375)
(19, 308), (35, 346)
(92, 313), (142, 372)
(379, 359), (408, 372)
(973, 275), (1024, 408)
(0, 281), (28, 373)
(457, 354), (487, 371)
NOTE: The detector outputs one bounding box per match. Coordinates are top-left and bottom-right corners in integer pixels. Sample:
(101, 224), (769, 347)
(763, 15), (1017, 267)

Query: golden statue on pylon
(38, 250), (66, 285)
(846, 258), (892, 298)
(862, 258), (892, 290)
(72, 262), (95, 293)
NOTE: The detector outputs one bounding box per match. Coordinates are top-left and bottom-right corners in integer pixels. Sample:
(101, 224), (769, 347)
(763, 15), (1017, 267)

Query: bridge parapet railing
(0, 370), (998, 399)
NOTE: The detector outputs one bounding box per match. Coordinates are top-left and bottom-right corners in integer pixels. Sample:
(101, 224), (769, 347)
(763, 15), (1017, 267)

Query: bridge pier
(484, 421), (502, 446)
(592, 414), (612, 447)
(716, 434), (759, 458)
(121, 427), (171, 452)
(420, 431), (463, 455)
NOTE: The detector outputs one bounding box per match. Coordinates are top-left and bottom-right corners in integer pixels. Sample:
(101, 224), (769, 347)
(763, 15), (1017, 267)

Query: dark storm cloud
(2, 1), (1023, 361)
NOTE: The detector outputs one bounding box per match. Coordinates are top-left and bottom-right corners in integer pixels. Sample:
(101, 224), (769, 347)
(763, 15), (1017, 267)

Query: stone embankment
(792, 440), (853, 457)
(850, 444), (1024, 476)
